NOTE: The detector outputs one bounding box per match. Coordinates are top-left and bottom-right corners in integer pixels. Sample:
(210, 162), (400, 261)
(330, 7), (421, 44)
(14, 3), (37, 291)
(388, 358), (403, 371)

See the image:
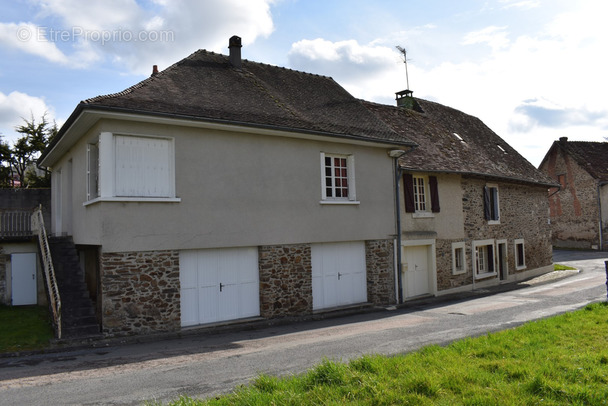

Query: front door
(402, 245), (430, 299)
(11, 253), (37, 305)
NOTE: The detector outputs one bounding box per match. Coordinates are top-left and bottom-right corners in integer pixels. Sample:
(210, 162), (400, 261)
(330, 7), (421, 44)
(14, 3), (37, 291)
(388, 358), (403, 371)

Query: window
(472, 239), (496, 278)
(483, 184), (500, 223)
(320, 153), (357, 203)
(85, 132), (179, 204)
(87, 142), (99, 200)
(452, 242), (466, 275)
(514, 239), (526, 270)
(404, 174), (440, 214)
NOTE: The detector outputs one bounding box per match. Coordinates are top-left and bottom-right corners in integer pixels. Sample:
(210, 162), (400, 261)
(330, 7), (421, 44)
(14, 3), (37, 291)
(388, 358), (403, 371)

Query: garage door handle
(219, 283), (224, 292)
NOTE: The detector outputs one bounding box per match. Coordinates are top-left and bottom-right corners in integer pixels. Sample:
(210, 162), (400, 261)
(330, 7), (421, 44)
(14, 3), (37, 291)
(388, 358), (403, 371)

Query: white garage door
(311, 241), (367, 310)
(180, 247), (259, 327)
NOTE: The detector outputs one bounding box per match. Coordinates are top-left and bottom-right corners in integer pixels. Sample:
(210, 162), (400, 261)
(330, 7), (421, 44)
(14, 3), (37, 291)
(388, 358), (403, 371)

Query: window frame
(484, 184), (500, 224)
(320, 152), (358, 205)
(451, 241), (466, 275)
(472, 239), (497, 279)
(404, 173), (440, 216)
(84, 132), (180, 206)
(514, 239), (526, 270)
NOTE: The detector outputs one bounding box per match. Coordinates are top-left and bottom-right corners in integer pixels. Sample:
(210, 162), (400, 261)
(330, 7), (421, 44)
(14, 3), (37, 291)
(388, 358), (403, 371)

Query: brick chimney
(229, 35), (242, 68)
(151, 65), (159, 76)
(559, 137), (568, 144)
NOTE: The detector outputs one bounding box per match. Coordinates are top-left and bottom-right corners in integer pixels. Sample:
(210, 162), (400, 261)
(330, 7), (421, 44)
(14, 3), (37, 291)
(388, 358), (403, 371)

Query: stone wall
(0, 188), (51, 226)
(543, 148), (601, 249)
(258, 244), (312, 318)
(435, 239), (471, 291)
(100, 250), (180, 336)
(365, 239), (395, 305)
(461, 178), (553, 276)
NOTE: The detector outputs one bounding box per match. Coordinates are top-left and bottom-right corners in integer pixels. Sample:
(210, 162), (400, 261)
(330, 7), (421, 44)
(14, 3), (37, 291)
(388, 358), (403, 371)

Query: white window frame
(412, 175), (434, 218)
(486, 184), (500, 225)
(451, 242), (466, 275)
(472, 239), (497, 279)
(320, 152), (358, 205)
(84, 132), (180, 206)
(514, 239), (526, 270)
(86, 142), (99, 201)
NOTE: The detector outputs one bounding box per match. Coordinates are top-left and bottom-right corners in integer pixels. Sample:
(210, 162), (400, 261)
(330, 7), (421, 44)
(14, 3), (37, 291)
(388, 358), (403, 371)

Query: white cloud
(0, 91), (55, 143)
(6, 0), (276, 74)
(462, 26), (510, 51)
(0, 22), (69, 64)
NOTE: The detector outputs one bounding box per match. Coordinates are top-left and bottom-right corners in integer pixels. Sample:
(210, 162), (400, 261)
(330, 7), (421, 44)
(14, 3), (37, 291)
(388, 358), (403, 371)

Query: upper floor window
(320, 153), (357, 204)
(85, 132), (180, 204)
(403, 174), (440, 215)
(484, 184), (500, 224)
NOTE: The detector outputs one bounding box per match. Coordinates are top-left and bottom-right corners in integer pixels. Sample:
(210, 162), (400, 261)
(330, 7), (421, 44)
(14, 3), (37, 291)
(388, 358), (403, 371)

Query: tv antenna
(395, 45), (410, 91)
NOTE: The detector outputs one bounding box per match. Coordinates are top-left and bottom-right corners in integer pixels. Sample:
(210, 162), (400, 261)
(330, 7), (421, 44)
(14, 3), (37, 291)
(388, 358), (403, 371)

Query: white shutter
(114, 135), (172, 197)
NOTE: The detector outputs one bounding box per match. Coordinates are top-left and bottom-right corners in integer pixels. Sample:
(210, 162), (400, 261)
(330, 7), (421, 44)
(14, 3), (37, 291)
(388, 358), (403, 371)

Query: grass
(151, 302), (608, 406)
(0, 304), (54, 353)
(554, 264), (577, 271)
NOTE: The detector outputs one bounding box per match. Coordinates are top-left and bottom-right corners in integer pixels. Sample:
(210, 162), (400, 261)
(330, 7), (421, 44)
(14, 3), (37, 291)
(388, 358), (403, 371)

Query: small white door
(311, 241), (367, 310)
(180, 247), (259, 327)
(402, 245), (430, 299)
(11, 253), (37, 306)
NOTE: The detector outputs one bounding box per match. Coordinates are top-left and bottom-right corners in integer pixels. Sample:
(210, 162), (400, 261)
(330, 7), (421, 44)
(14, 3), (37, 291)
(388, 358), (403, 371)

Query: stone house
(363, 96), (556, 300)
(539, 137), (608, 250)
(37, 37), (555, 337)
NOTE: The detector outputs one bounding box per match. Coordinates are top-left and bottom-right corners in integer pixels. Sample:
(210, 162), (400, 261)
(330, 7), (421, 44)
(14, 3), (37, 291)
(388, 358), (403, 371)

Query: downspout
(389, 148), (414, 304)
(598, 181), (608, 251)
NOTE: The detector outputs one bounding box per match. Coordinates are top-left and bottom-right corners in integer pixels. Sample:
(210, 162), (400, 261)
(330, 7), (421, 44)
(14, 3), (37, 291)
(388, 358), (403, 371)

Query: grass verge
(152, 302), (608, 406)
(554, 264), (578, 271)
(0, 305), (54, 353)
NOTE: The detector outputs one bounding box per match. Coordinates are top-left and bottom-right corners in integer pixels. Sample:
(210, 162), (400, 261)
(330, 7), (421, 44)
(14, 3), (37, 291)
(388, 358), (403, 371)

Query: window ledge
(452, 269), (466, 276)
(320, 200), (360, 205)
(515, 265), (527, 271)
(487, 220), (500, 225)
(84, 196), (181, 206)
(412, 212), (435, 218)
(475, 272), (497, 280)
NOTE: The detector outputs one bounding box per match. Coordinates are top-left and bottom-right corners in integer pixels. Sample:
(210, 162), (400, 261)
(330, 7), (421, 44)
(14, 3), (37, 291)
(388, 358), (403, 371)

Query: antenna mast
(395, 45), (410, 90)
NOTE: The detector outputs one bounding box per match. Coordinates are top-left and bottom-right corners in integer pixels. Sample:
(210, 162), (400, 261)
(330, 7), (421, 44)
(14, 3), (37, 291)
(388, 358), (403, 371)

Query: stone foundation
(365, 240), (395, 305)
(100, 250), (180, 336)
(259, 244), (312, 318)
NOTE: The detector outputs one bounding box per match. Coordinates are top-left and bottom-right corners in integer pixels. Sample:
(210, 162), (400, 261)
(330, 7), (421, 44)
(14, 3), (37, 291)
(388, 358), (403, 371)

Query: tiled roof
(554, 140), (608, 181)
(81, 49), (415, 146)
(362, 98), (557, 186)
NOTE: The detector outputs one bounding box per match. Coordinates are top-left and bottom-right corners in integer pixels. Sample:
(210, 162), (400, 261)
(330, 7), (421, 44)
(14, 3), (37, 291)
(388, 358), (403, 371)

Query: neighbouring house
(37, 36), (556, 337)
(0, 188), (50, 306)
(363, 95), (557, 299)
(539, 137), (608, 250)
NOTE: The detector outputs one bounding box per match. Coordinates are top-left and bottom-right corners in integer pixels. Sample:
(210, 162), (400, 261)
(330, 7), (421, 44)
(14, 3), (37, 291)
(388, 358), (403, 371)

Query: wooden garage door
(311, 241), (367, 310)
(180, 247), (259, 327)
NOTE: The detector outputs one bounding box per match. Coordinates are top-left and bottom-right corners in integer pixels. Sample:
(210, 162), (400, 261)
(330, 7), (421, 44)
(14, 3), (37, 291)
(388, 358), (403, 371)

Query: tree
(11, 113), (56, 188)
(0, 136), (12, 187)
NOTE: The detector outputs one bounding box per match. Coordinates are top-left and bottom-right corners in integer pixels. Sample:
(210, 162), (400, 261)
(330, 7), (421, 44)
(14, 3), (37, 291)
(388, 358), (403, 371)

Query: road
(1, 250), (606, 405)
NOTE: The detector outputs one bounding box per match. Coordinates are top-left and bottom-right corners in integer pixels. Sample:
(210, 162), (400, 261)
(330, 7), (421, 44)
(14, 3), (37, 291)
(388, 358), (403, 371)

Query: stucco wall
(52, 119), (398, 253)
(541, 146), (601, 249)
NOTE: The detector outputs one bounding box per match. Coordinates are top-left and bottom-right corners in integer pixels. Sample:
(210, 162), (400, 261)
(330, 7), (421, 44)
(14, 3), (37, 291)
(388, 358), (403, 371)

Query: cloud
(0, 91), (55, 143)
(499, 0), (540, 10)
(510, 98), (608, 132)
(462, 26), (510, 51)
(5, 0), (275, 74)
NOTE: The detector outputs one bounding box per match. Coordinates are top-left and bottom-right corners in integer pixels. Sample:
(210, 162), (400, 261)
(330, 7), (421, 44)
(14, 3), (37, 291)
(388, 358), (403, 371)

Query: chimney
(559, 137), (568, 144)
(229, 35), (242, 68)
(151, 65), (159, 76)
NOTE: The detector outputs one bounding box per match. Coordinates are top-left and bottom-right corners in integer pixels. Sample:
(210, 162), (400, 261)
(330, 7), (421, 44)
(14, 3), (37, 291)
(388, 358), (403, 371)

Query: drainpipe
(388, 149), (410, 304)
(598, 181), (608, 251)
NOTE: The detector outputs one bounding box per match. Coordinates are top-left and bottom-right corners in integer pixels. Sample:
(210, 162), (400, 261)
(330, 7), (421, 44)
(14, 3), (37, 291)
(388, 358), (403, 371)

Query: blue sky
(1, 0), (606, 165)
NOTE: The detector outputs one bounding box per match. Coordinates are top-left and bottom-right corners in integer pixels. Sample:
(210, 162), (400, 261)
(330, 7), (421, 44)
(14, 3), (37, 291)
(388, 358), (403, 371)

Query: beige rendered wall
(52, 119), (398, 253)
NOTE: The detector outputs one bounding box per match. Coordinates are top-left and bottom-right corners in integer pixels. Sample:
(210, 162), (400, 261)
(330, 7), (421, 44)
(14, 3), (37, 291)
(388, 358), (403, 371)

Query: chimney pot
(559, 137), (568, 143)
(151, 65), (159, 76)
(228, 35), (242, 68)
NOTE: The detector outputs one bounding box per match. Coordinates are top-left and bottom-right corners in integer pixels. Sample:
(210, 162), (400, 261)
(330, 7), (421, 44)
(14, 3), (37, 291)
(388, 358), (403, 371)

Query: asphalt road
(1, 249), (607, 406)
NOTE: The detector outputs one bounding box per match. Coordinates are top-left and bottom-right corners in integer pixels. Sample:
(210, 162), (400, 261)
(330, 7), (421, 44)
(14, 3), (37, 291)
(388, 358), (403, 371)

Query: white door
(402, 245), (430, 298)
(11, 253), (37, 306)
(180, 247), (259, 327)
(311, 241), (367, 310)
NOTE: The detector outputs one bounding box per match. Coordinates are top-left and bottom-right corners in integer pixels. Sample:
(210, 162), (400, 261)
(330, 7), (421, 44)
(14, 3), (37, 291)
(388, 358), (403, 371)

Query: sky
(0, 0), (606, 166)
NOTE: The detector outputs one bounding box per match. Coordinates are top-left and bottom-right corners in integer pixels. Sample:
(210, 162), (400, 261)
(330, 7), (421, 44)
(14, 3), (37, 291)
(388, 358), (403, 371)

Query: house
(362, 95), (557, 299)
(0, 188), (50, 306)
(539, 137), (608, 250)
(38, 36), (555, 337)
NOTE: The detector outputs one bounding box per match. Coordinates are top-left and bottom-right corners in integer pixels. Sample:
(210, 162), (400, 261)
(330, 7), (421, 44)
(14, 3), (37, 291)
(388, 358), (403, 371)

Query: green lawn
(554, 264), (578, 271)
(0, 305), (54, 353)
(152, 302), (608, 406)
